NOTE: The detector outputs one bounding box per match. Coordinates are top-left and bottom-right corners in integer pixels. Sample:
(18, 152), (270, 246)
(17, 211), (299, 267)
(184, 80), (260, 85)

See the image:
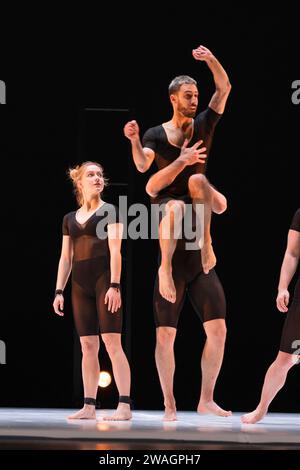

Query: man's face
(173, 84), (199, 118)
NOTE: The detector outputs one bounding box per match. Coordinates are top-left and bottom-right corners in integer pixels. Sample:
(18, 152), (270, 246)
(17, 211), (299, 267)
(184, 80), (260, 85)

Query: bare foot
(197, 401), (232, 417)
(201, 242), (217, 274)
(103, 403), (132, 421)
(68, 405), (96, 419)
(163, 406), (177, 421)
(158, 267), (176, 303)
(241, 408), (267, 424)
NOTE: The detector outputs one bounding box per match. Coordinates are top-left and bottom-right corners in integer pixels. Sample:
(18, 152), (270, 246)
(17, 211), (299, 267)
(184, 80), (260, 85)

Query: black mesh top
(142, 107), (221, 197)
(62, 203), (121, 262)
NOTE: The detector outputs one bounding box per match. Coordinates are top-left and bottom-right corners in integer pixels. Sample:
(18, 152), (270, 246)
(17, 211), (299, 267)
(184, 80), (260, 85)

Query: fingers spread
(193, 140), (203, 150)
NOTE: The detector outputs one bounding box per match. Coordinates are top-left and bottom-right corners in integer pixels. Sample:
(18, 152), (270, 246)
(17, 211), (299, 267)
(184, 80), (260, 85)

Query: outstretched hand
(124, 120), (140, 141)
(192, 45), (214, 62)
(179, 139), (207, 166)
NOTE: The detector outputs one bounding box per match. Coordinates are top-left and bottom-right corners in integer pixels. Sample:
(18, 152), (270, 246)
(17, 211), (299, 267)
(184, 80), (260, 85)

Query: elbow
(289, 250), (300, 260)
(218, 81), (231, 94)
(135, 162), (149, 173)
(136, 164), (148, 173)
(60, 255), (72, 266)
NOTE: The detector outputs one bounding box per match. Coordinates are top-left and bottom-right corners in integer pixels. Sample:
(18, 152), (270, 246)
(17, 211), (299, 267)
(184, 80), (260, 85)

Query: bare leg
(155, 327), (177, 421)
(68, 335), (99, 419)
(241, 351), (298, 424)
(102, 333), (132, 421)
(188, 174), (217, 274)
(197, 319), (231, 417)
(158, 200), (185, 303)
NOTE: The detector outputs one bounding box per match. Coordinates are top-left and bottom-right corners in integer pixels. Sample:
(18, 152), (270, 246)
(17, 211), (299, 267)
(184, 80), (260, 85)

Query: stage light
(98, 371), (112, 388)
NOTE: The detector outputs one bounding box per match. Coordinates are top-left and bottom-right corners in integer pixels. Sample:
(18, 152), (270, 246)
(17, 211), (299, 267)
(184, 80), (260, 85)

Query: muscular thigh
(187, 269), (226, 323)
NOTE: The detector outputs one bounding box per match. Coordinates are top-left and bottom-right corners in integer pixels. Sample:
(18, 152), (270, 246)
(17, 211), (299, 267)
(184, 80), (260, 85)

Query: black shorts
(153, 249), (226, 328)
(71, 257), (122, 336)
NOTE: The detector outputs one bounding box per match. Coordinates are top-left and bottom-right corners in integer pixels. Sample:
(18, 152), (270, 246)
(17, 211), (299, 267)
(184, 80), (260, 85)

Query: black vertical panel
(0, 105), (77, 407)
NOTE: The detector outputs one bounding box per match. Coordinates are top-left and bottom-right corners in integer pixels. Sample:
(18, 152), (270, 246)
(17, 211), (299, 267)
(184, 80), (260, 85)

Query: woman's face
(79, 164), (104, 198)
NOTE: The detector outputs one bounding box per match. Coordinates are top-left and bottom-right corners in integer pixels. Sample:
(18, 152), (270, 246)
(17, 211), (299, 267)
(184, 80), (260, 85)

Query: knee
(156, 327), (176, 349)
(275, 351), (298, 369)
(80, 337), (99, 356)
(102, 334), (121, 356)
(206, 323), (227, 343)
(188, 174), (208, 193)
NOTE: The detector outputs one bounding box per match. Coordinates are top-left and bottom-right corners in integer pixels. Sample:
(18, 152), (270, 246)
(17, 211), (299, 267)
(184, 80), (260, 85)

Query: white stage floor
(0, 408), (299, 450)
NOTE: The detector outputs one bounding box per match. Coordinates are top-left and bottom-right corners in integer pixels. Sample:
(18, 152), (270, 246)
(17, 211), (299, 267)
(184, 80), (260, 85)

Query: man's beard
(178, 105), (196, 118)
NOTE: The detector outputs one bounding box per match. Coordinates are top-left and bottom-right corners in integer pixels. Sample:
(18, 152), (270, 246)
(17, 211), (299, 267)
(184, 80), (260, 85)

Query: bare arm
(124, 120), (155, 173)
(55, 235), (73, 290)
(107, 223), (123, 283)
(193, 45), (232, 114)
(53, 235), (73, 315)
(277, 229), (300, 312)
(105, 222), (124, 313)
(146, 140), (206, 197)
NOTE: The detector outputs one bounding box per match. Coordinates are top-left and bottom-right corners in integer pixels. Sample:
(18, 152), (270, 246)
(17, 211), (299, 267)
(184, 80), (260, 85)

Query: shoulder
(62, 211), (76, 235)
(63, 211), (75, 222)
(143, 125), (163, 139)
(194, 107), (222, 136)
(195, 106), (222, 122)
(142, 125), (165, 151)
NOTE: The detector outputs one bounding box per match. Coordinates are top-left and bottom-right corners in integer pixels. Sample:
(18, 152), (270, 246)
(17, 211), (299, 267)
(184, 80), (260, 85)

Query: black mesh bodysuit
(143, 107), (226, 327)
(280, 208), (300, 354)
(63, 203), (122, 336)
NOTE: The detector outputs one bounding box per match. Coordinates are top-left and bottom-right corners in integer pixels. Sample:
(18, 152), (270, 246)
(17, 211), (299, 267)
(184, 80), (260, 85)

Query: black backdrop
(1, 6), (299, 413)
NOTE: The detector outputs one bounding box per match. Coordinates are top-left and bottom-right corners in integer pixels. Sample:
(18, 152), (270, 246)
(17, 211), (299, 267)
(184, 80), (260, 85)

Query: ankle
(118, 402), (130, 409)
(84, 397), (96, 407)
(119, 395), (133, 409)
(256, 404), (268, 414)
(199, 396), (213, 404)
(164, 399), (176, 410)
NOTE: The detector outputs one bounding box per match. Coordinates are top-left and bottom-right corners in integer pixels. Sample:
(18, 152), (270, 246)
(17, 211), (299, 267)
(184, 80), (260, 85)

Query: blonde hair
(68, 161), (108, 206)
